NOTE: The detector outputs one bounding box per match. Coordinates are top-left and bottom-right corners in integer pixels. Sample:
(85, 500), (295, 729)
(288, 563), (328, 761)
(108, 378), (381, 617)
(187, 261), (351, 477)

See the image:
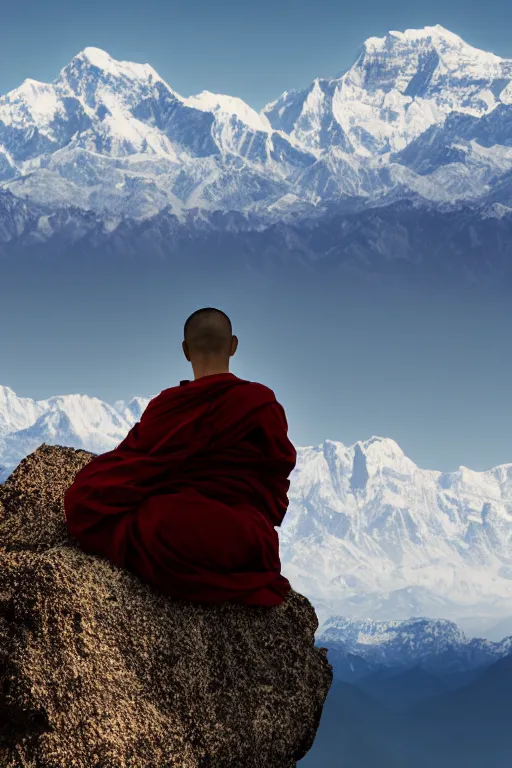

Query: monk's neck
(192, 368), (231, 381)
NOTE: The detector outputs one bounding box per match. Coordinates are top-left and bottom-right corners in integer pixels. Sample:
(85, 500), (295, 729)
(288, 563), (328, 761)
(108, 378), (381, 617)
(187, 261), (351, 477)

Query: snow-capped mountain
(265, 26), (512, 153)
(0, 45), (304, 222)
(283, 436), (512, 625)
(0, 384), (47, 437)
(1, 383), (512, 631)
(0, 24), (511, 276)
(316, 616), (512, 674)
(0, 385), (152, 480)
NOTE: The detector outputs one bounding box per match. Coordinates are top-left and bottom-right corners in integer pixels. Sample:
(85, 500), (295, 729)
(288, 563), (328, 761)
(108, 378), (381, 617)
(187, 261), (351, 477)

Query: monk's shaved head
(183, 307), (234, 360)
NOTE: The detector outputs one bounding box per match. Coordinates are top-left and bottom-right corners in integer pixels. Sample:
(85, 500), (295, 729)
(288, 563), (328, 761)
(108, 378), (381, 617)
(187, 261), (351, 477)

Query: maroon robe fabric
(64, 372), (297, 606)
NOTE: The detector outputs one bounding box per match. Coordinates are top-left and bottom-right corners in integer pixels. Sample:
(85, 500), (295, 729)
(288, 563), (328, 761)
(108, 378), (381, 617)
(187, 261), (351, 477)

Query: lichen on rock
(0, 444), (332, 767)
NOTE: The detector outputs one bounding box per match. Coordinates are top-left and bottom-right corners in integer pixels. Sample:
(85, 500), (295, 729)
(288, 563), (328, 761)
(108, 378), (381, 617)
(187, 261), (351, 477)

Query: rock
(0, 444), (332, 767)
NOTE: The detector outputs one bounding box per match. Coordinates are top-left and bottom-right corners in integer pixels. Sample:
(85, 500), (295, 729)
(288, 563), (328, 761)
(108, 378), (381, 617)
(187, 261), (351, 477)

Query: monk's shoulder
(240, 379), (278, 403)
(154, 385), (180, 399)
(142, 386), (180, 414)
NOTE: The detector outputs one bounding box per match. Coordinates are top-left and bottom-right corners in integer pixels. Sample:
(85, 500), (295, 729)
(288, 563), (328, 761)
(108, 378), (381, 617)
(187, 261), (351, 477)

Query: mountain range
(1, 383), (512, 631)
(0, 25), (511, 280)
(316, 616), (512, 680)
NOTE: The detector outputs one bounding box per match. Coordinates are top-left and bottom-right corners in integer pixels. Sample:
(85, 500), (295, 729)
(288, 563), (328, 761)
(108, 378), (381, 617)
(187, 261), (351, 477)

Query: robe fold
(64, 372), (297, 606)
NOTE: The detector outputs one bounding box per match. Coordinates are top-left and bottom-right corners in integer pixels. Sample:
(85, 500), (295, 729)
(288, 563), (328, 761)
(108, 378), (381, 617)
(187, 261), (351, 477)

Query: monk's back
(65, 371), (297, 606)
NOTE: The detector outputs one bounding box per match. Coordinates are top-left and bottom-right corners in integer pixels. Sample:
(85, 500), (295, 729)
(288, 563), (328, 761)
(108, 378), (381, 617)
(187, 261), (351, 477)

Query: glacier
(1, 383), (511, 630)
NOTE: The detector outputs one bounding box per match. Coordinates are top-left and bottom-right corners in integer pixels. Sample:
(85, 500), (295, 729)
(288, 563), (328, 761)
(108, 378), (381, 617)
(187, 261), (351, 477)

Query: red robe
(64, 372), (297, 606)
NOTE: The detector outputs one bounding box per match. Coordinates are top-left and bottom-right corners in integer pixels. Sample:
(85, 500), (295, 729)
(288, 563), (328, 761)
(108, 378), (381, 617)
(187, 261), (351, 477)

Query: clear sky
(1, 2), (512, 474)
(3, 257), (512, 475)
(0, 0), (511, 110)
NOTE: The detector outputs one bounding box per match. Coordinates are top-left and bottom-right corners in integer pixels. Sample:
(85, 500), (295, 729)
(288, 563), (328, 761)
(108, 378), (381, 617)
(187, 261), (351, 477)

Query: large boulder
(0, 444), (332, 767)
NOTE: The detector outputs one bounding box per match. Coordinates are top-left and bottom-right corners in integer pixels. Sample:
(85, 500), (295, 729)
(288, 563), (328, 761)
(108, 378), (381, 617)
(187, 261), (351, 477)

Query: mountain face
(284, 436), (512, 624)
(0, 26), (511, 280)
(1, 383), (512, 628)
(0, 46), (307, 222)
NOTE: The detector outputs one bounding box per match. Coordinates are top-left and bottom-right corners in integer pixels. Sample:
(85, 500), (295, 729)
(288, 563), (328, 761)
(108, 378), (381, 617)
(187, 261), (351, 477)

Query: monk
(64, 307), (297, 606)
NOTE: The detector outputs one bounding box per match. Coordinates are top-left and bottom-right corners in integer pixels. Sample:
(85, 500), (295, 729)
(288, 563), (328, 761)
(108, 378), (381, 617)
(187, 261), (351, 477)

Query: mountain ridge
(316, 615), (512, 674)
(0, 25), (510, 249)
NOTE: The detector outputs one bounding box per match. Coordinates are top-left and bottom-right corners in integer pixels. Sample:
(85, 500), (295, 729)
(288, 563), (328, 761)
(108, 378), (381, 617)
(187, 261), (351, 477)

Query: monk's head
(182, 307), (238, 380)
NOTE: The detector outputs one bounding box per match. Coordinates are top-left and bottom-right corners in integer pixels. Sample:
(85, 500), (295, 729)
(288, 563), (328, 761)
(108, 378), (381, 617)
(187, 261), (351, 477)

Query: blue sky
(1, 1), (512, 474)
(3, 258), (512, 474)
(1, 0), (511, 110)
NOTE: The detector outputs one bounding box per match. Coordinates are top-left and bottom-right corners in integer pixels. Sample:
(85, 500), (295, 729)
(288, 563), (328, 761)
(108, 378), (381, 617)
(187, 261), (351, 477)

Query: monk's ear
(182, 340), (190, 361)
(231, 336), (238, 356)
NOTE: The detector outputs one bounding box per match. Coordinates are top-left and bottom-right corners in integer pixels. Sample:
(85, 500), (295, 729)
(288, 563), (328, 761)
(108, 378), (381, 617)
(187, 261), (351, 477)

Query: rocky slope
(0, 444), (332, 767)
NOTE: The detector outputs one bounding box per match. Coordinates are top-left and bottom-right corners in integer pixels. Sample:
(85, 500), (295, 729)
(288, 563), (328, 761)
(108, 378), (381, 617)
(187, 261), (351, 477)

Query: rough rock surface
(0, 444), (332, 767)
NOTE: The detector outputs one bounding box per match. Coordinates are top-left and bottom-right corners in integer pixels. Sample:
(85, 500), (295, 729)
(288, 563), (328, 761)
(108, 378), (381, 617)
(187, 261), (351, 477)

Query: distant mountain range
(316, 616), (512, 681)
(0, 25), (512, 280)
(2, 383), (512, 630)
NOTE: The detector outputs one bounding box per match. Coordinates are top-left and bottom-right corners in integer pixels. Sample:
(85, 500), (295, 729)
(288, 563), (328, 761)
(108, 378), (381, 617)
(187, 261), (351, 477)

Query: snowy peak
(319, 615), (466, 646)
(0, 385), (46, 437)
(75, 47), (161, 82)
(357, 435), (405, 459)
(0, 43), (309, 217)
(389, 24), (464, 43)
(113, 396), (153, 425)
(58, 47), (166, 93)
(301, 435), (412, 494)
(283, 432), (512, 624)
(349, 23), (510, 102)
(358, 23), (503, 76)
(0, 385), (16, 399)
(184, 90), (272, 133)
(55, 46), (179, 123)
(43, 393), (128, 435)
(0, 47), (183, 167)
(0, 385), (151, 475)
(365, 24), (486, 57)
(346, 23), (511, 111)
(264, 24), (512, 159)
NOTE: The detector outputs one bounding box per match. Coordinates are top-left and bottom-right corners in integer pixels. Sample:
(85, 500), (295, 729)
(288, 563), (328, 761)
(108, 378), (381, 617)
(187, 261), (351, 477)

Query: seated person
(64, 307), (297, 606)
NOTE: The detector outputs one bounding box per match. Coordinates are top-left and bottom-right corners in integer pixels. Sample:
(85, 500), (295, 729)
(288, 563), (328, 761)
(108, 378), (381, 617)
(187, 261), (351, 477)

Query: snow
(77, 47), (162, 85)
(374, 24), (503, 68)
(0, 24), (509, 223)
(0, 386), (153, 479)
(280, 431), (512, 625)
(0, 79), (62, 126)
(184, 91), (272, 133)
(0, 384), (47, 437)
